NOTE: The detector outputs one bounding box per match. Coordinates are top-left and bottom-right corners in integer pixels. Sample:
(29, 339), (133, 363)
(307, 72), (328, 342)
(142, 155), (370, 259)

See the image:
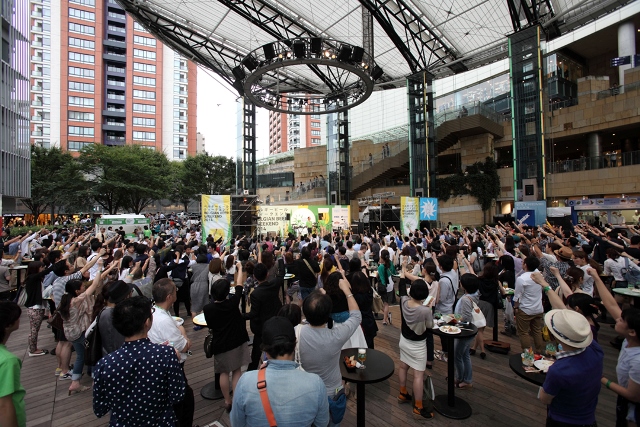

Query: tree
(22, 146), (87, 223)
(187, 154), (236, 196)
(79, 144), (171, 214)
(168, 161), (198, 213)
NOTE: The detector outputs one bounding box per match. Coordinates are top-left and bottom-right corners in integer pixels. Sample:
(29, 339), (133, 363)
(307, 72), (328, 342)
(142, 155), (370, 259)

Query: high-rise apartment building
(268, 96), (324, 154)
(28, 0), (197, 160)
(2, 0), (31, 217)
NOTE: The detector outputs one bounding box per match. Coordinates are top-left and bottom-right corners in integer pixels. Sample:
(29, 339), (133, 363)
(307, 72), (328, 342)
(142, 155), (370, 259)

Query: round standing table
(340, 348), (394, 427)
(487, 288), (514, 349)
(431, 323), (477, 419)
(192, 314), (224, 401)
(508, 353), (546, 386)
(613, 287), (640, 307)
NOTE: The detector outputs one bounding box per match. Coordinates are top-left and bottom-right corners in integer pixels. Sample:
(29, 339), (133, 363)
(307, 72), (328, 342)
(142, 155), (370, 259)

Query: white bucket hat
(544, 309), (593, 349)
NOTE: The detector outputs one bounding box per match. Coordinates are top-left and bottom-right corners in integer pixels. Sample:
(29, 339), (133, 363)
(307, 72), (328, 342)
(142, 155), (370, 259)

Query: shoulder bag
(466, 296), (486, 328)
(85, 308), (105, 366)
(204, 329), (214, 358)
(371, 286), (384, 313)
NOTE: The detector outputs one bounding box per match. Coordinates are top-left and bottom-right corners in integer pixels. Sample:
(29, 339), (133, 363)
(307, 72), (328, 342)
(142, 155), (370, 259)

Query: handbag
(85, 309), (104, 366)
(328, 388), (347, 424)
(467, 296), (486, 328)
(47, 310), (64, 331)
(16, 286), (28, 307)
(204, 329), (214, 358)
(371, 287), (384, 313)
(423, 375), (435, 401)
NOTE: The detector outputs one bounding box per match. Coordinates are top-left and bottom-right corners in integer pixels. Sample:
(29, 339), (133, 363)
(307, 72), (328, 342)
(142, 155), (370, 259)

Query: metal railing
(354, 140), (407, 174)
(434, 101), (505, 127)
(596, 81), (640, 100)
(547, 150), (640, 174)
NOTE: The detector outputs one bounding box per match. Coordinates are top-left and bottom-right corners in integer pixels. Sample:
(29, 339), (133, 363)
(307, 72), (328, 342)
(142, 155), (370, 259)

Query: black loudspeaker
(371, 66), (383, 80)
(286, 213), (291, 221)
(263, 43), (276, 60)
(293, 41), (305, 58)
(310, 37), (322, 55)
(337, 45), (352, 61)
(242, 55), (259, 71)
(232, 66), (245, 80)
(232, 79), (244, 96)
(351, 46), (364, 63)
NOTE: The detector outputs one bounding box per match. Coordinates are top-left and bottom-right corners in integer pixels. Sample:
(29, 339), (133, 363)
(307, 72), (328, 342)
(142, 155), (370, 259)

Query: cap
(262, 317), (296, 346)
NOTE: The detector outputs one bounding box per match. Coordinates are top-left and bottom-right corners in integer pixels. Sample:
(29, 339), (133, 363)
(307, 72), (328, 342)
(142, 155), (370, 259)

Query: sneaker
(397, 392), (412, 404)
(59, 371), (72, 380)
(413, 406), (434, 420)
(28, 349), (49, 357)
(54, 368), (62, 376)
(193, 325), (203, 331)
(434, 350), (448, 363)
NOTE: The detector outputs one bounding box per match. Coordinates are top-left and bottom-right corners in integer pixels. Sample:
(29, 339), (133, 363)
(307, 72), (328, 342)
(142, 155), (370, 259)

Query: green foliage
(79, 144), (171, 214)
(436, 157), (501, 212)
(21, 145), (88, 222)
(183, 153), (236, 196)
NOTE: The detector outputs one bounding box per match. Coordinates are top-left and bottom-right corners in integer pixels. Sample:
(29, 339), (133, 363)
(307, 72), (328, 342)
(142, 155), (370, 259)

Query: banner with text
(400, 197), (420, 234)
(201, 195), (231, 244)
(331, 206), (350, 232)
(257, 206), (292, 236)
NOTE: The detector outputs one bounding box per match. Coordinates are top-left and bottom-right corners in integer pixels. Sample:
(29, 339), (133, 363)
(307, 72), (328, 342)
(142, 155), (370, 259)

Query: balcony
(103, 38), (126, 49)
(105, 138), (126, 146)
(32, 40), (42, 47)
(103, 52), (126, 64)
(31, 85), (43, 92)
(31, 55), (43, 63)
(31, 70), (42, 76)
(547, 150), (640, 174)
(106, 66), (125, 75)
(31, 10), (42, 17)
(31, 100), (43, 106)
(103, 122), (125, 132)
(31, 26), (43, 33)
(103, 108), (126, 118)
(107, 12), (126, 22)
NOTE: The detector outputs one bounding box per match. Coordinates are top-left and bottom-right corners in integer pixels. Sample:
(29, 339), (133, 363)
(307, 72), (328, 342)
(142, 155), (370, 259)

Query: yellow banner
(201, 195), (231, 244)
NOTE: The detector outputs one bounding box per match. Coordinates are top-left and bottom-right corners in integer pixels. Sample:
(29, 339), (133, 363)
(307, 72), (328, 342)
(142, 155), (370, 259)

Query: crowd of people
(1, 218), (639, 426)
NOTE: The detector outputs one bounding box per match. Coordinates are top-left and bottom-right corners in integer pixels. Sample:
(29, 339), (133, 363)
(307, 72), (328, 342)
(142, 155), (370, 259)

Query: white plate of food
(439, 325), (461, 334)
(533, 359), (554, 373)
(172, 316), (184, 327)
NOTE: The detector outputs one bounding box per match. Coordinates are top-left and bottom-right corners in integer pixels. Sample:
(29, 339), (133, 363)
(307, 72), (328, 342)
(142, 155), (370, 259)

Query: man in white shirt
(514, 257), (544, 353)
(148, 278), (194, 427)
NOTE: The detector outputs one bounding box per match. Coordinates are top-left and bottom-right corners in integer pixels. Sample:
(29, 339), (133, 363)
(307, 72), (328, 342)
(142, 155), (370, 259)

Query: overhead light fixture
(232, 66), (245, 80)
(263, 43), (276, 60)
(323, 49), (332, 58)
(286, 51), (293, 58)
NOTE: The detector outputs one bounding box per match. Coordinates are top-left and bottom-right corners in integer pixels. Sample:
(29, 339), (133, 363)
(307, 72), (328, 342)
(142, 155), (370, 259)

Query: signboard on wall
(514, 201), (547, 226)
(256, 206), (292, 235)
(419, 197), (438, 221)
(201, 195), (231, 244)
(568, 198), (640, 211)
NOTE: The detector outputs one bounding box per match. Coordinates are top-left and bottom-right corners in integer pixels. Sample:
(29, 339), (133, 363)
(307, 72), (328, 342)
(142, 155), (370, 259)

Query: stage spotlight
(263, 43), (276, 60)
(323, 49), (332, 58)
(242, 55), (259, 71)
(351, 46), (364, 63)
(338, 45), (352, 61)
(293, 41), (305, 58)
(286, 51), (293, 58)
(232, 79), (244, 96)
(232, 66), (245, 80)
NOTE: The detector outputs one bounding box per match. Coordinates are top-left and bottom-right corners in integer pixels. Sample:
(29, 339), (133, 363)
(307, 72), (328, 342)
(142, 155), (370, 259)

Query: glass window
(133, 117), (156, 127)
(69, 52), (94, 64)
(68, 22), (94, 35)
(133, 103), (156, 114)
(69, 0), (95, 6)
(69, 8), (95, 21)
(68, 81), (94, 92)
(133, 131), (155, 141)
(133, 89), (155, 99)
(133, 48), (156, 60)
(68, 141), (93, 151)
(133, 62), (156, 74)
(134, 35), (156, 47)
(133, 21), (148, 32)
(311, 130), (321, 136)
(68, 125), (95, 136)
(68, 111), (94, 122)
(68, 66), (94, 78)
(68, 96), (94, 107)
(133, 76), (156, 86)
(68, 37), (95, 50)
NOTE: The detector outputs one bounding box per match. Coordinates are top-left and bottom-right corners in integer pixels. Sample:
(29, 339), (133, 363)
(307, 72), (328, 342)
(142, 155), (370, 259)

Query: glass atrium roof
(117, 0), (631, 90)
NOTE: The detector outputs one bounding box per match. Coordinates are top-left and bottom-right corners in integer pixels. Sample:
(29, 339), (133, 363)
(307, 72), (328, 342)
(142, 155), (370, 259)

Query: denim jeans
(71, 332), (86, 381)
(300, 286), (314, 301)
(454, 336), (473, 384)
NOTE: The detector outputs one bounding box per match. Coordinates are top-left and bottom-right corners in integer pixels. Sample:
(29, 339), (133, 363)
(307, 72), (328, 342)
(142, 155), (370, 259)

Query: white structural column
(618, 21), (636, 86)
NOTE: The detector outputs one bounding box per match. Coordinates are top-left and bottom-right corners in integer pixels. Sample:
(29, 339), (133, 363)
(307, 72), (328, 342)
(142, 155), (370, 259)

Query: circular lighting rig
(231, 38), (384, 115)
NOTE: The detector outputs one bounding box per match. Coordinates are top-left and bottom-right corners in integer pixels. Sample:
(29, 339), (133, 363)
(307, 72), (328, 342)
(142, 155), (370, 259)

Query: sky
(196, 67), (270, 160)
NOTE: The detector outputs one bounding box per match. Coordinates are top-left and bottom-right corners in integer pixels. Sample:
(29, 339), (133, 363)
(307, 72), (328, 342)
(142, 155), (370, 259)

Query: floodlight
(232, 66), (245, 80)
(242, 55), (259, 71)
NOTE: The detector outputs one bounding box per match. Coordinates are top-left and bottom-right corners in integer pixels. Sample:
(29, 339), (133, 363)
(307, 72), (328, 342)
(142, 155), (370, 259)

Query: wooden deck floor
(7, 303), (621, 427)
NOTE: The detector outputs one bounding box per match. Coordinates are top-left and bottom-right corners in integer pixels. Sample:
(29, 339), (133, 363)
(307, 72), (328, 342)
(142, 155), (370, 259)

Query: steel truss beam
(358, 0), (454, 73)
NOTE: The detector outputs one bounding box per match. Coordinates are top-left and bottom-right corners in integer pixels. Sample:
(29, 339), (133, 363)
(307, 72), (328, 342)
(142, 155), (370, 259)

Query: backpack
(472, 255), (484, 274)
(621, 257), (640, 286)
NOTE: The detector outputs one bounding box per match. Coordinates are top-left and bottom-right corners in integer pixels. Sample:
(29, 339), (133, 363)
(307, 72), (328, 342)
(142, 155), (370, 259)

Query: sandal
(455, 383), (472, 390)
(397, 391), (412, 404)
(68, 385), (92, 396)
